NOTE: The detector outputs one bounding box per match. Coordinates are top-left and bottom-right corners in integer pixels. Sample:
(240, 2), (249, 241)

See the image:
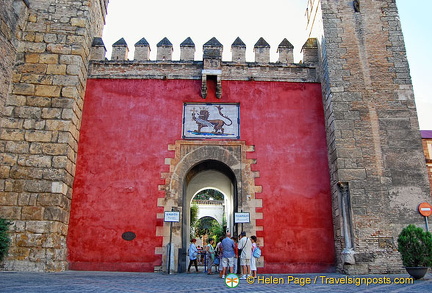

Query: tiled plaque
(183, 103), (240, 139)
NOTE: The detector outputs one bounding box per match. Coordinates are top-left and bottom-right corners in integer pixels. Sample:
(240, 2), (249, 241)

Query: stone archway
(192, 188), (227, 226)
(182, 163), (235, 272)
(157, 140), (263, 273)
(186, 166), (235, 238)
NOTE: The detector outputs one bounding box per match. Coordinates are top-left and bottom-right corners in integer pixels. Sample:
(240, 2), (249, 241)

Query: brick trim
(156, 140), (263, 272)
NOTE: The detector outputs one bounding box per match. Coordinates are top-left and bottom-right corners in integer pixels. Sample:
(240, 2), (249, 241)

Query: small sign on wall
(183, 103), (240, 139)
(164, 211), (180, 222)
(234, 212), (250, 223)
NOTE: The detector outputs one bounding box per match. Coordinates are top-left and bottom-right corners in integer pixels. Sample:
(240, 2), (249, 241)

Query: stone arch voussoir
(155, 140), (264, 272)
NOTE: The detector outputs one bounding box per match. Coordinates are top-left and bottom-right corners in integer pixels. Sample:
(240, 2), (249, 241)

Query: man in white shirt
(237, 231), (252, 279)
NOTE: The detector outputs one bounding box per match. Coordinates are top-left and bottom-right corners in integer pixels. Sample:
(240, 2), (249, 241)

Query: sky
(102, 0), (432, 130)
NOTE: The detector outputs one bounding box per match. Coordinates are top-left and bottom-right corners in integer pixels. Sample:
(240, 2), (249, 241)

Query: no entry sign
(418, 202), (432, 217)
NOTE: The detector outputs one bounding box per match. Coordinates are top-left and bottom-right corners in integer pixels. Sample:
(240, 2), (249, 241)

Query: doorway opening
(190, 189), (226, 247)
(180, 160), (238, 272)
(160, 141), (260, 273)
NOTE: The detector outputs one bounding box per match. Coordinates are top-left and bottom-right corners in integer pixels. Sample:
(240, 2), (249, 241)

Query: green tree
(398, 224), (432, 267)
(193, 189), (224, 201)
(194, 216), (218, 238)
(190, 204), (198, 225)
(190, 204), (199, 240)
(0, 219), (12, 262)
(209, 217), (226, 242)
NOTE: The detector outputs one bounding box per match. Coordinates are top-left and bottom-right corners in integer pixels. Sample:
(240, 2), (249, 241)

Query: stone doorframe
(156, 140), (263, 272)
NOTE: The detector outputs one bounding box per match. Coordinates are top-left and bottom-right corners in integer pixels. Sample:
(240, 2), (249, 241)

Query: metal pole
(167, 207), (175, 274)
(168, 221), (173, 274)
(425, 216), (429, 232)
(241, 209), (243, 233)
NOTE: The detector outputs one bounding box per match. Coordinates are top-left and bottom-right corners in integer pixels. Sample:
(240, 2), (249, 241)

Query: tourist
(216, 236), (224, 277)
(231, 236), (239, 274)
(221, 232), (236, 278)
(238, 231), (252, 279)
(250, 235), (258, 278)
(187, 239), (199, 273)
(205, 238), (215, 274)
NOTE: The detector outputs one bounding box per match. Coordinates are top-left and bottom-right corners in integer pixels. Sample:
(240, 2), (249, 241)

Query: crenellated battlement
(91, 36), (317, 65)
(89, 36), (319, 95)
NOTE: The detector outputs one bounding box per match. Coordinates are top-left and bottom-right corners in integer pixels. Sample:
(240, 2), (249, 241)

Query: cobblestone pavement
(1, 271), (431, 292)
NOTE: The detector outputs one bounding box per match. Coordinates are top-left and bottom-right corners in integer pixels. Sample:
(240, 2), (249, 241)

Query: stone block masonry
(307, 0), (431, 274)
(0, 1), (29, 124)
(0, 0), (108, 272)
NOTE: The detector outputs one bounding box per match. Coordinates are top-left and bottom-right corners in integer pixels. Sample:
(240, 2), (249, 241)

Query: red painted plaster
(67, 79), (334, 272)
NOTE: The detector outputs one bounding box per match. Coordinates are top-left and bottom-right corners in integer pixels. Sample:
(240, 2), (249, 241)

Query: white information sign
(164, 211), (180, 222)
(234, 212), (250, 224)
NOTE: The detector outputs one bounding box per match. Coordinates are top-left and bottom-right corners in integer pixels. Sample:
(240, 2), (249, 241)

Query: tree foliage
(397, 224), (432, 267)
(209, 217), (226, 242)
(0, 219), (12, 262)
(190, 204), (198, 225)
(193, 216), (226, 243)
(190, 189), (226, 241)
(193, 189), (224, 201)
(194, 216), (218, 238)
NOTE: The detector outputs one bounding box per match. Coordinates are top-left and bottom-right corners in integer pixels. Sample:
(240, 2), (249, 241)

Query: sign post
(234, 212), (250, 233)
(418, 202), (432, 232)
(234, 212), (250, 224)
(164, 210), (180, 274)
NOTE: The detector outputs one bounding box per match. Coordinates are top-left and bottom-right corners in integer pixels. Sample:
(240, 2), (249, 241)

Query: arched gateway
(163, 147), (248, 271)
(159, 142), (259, 273)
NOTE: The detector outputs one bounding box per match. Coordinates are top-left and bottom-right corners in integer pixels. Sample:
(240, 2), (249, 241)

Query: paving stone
(1, 271), (431, 293)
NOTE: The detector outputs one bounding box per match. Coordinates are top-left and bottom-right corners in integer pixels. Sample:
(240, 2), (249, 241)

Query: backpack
(253, 246), (261, 258)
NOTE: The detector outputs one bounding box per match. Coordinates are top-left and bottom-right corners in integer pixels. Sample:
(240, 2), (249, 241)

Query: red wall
(67, 79), (335, 272)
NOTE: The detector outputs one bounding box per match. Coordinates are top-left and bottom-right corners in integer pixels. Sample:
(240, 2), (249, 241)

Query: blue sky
(397, 0), (432, 130)
(102, 0), (431, 130)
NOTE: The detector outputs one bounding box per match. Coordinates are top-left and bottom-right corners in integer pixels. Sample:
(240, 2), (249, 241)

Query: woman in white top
(250, 235), (258, 278)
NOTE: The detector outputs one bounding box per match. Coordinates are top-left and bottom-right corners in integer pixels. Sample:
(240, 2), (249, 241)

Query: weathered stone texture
(307, 0), (431, 274)
(89, 60), (318, 83)
(0, 1), (29, 117)
(0, 0), (107, 272)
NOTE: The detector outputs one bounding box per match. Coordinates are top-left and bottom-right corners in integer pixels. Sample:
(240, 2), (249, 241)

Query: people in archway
(216, 236), (224, 277)
(187, 239), (199, 273)
(197, 245), (203, 265)
(205, 238), (215, 274)
(231, 236), (239, 275)
(221, 232), (236, 279)
(238, 231), (252, 279)
(250, 235), (258, 278)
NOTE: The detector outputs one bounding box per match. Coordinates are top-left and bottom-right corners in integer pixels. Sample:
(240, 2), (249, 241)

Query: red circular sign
(418, 202), (432, 217)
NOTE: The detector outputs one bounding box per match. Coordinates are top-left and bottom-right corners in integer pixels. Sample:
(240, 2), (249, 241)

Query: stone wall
(88, 37), (315, 82)
(307, 0), (431, 274)
(0, 0), (108, 271)
(89, 60), (317, 83)
(0, 0), (29, 126)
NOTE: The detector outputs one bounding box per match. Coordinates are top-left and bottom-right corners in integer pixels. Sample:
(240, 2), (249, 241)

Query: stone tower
(0, 0), (108, 271)
(307, 0), (431, 274)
